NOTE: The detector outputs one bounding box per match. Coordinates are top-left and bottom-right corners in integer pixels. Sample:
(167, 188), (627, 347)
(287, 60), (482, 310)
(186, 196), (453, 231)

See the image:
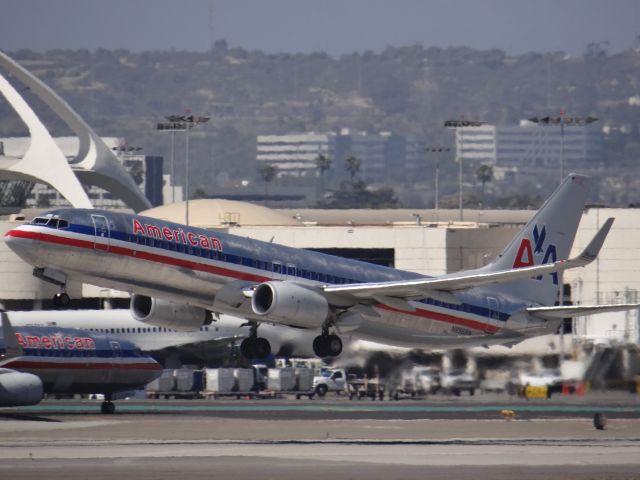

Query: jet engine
(130, 295), (210, 331)
(0, 369), (43, 407)
(251, 281), (329, 328)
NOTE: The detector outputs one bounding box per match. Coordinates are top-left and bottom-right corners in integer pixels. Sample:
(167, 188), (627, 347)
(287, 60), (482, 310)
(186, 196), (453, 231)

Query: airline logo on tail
(512, 224), (558, 284)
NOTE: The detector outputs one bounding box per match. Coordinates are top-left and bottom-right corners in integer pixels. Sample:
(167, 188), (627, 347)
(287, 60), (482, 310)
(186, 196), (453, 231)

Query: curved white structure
(0, 51), (151, 212)
(0, 73), (93, 208)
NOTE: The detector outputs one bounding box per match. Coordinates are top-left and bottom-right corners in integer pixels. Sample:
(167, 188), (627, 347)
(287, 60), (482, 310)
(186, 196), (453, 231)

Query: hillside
(1, 44), (639, 206)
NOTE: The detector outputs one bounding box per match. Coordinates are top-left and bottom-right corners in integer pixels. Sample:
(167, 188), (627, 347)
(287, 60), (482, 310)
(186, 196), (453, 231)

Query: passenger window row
(126, 234), (359, 285)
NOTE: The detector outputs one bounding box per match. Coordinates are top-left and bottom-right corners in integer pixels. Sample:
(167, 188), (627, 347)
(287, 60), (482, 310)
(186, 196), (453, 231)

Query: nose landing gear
(53, 291), (71, 308)
(100, 394), (115, 414)
(32, 267), (70, 309)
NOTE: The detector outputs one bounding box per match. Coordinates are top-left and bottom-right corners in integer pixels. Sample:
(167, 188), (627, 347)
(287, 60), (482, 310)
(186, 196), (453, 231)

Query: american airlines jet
(5, 174), (638, 359)
(7, 309), (322, 364)
(0, 312), (161, 413)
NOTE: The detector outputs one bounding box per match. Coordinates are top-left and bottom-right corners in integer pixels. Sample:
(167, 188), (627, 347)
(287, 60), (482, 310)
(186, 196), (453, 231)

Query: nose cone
(4, 226), (41, 265)
(142, 359), (164, 384)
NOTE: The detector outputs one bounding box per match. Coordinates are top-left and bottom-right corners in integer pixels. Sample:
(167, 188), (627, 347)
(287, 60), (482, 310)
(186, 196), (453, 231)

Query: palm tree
(344, 155), (361, 182)
(259, 163), (278, 202)
(315, 154), (332, 198)
(475, 164), (493, 208)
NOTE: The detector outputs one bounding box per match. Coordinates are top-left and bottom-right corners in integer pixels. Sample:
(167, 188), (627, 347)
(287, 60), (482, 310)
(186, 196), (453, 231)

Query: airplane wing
(323, 218), (613, 303)
(527, 303), (640, 319)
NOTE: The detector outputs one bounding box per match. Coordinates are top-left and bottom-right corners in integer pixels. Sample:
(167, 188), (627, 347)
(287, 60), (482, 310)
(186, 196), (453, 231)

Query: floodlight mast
(444, 119), (486, 221)
(528, 114), (598, 183)
(156, 114), (210, 225)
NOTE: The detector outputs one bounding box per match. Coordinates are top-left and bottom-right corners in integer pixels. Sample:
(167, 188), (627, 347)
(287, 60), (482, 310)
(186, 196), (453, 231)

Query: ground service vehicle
(313, 367), (347, 397)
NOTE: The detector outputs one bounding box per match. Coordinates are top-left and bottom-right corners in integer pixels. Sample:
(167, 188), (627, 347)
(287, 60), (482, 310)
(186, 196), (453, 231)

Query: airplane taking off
(0, 312), (161, 413)
(5, 174), (639, 359)
(7, 309), (324, 365)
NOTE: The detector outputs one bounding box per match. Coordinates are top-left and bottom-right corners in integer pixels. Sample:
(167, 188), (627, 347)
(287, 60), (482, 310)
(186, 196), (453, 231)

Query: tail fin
(1, 311), (24, 357)
(483, 173), (590, 305)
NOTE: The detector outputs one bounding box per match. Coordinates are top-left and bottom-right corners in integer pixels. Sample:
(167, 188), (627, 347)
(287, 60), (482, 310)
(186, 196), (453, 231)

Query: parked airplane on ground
(5, 174), (639, 359)
(7, 309), (324, 365)
(0, 311), (161, 413)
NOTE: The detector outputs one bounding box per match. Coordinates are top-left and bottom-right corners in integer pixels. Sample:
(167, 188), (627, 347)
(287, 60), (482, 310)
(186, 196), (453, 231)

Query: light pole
(444, 120), (486, 221)
(157, 114), (210, 225)
(183, 115), (210, 226)
(157, 117), (188, 203)
(111, 144), (143, 186)
(424, 146), (451, 210)
(528, 114), (598, 183)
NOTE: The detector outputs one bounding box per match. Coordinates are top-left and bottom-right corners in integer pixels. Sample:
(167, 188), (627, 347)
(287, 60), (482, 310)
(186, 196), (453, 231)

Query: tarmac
(1, 393), (639, 480)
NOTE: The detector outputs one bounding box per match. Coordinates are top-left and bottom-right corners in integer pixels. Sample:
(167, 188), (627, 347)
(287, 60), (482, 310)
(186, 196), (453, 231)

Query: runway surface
(1, 394), (639, 479)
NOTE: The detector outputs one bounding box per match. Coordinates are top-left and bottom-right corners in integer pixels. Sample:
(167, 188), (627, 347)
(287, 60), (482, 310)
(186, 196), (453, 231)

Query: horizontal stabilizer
(575, 217), (614, 265)
(527, 303), (640, 319)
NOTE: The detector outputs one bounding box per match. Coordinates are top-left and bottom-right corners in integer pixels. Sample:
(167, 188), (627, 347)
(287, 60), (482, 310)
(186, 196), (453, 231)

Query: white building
(565, 207), (640, 344)
(256, 130), (406, 184)
(256, 133), (334, 177)
(452, 121), (602, 178)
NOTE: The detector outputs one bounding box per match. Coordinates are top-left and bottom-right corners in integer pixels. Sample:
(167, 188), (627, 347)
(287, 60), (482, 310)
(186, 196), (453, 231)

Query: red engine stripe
(378, 304), (499, 334)
(4, 359), (162, 371)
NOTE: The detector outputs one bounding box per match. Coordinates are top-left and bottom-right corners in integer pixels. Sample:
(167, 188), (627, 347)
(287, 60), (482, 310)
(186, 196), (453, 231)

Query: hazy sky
(2, 0), (639, 56)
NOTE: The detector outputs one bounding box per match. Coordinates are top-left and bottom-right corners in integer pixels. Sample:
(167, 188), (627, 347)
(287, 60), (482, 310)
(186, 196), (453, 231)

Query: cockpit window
(31, 216), (69, 229)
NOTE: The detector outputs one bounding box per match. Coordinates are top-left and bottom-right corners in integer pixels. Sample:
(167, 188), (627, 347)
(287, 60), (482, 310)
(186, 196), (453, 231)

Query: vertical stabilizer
(1, 311), (24, 357)
(482, 174), (590, 305)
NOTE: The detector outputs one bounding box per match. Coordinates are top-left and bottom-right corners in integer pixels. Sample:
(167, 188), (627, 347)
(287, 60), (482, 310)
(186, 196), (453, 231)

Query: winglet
(1, 311), (23, 357)
(573, 217), (614, 267)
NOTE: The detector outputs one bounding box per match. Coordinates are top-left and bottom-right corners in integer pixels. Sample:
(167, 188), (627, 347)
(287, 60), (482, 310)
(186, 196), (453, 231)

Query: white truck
(312, 367), (348, 397)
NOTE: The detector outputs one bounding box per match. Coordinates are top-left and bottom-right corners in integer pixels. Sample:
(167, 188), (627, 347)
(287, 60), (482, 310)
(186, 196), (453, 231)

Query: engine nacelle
(251, 281), (329, 328)
(130, 294), (210, 331)
(0, 369), (43, 407)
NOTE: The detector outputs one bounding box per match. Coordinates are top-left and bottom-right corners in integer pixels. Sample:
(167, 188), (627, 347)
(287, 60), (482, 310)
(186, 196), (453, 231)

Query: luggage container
(203, 368), (236, 398)
(267, 367), (296, 391)
(145, 369), (176, 399)
(295, 368), (314, 391)
(234, 368), (255, 392)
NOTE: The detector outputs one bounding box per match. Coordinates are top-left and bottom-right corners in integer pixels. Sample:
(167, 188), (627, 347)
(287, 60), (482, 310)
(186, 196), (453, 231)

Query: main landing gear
(240, 322), (271, 360)
(312, 323), (343, 358)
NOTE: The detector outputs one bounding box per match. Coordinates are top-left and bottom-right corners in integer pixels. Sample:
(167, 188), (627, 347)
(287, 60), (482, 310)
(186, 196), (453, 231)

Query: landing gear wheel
(325, 334), (343, 357)
(313, 335), (328, 357)
(101, 401), (115, 414)
(253, 337), (271, 359)
(313, 334), (342, 358)
(240, 338), (255, 359)
(53, 292), (70, 308)
(240, 337), (271, 360)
